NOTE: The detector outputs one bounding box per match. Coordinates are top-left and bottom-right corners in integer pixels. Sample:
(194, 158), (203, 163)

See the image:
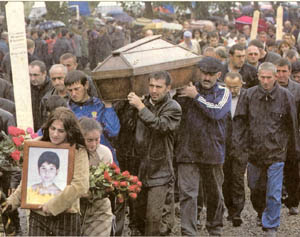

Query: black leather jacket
(232, 83), (300, 167)
(134, 94), (182, 187)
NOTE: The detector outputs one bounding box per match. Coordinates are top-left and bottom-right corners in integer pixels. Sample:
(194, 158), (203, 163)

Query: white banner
(6, 2), (33, 130)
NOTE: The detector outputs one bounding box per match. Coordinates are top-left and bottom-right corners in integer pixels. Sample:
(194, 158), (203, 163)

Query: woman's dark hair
(38, 151), (60, 169)
(41, 107), (85, 148)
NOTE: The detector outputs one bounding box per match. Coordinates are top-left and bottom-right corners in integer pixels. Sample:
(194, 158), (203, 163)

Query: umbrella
(235, 16), (268, 32)
(189, 20), (215, 31)
(133, 18), (152, 26)
(144, 22), (183, 31)
(36, 21), (65, 30)
(107, 11), (133, 23)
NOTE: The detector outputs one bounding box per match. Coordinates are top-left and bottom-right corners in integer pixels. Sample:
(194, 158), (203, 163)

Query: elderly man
(175, 57), (231, 236)
(246, 45), (261, 69)
(40, 64), (69, 123)
(29, 60), (53, 131)
(220, 44), (258, 88)
(232, 62), (300, 236)
(275, 58), (300, 215)
(222, 72), (247, 227)
(127, 71), (182, 236)
(179, 31), (201, 55)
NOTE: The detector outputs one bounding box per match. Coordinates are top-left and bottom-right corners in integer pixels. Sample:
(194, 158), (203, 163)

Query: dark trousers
(223, 156), (247, 220)
(116, 155), (140, 235)
(134, 184), (169, 236)
(283, 160), (300, 208)
(178, 163), (224, 236)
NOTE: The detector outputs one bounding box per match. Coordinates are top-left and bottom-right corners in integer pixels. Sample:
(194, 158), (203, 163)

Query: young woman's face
(49, 120), (67, 145)
(84, 129), (101, 153)
(39, 162), (58, 185)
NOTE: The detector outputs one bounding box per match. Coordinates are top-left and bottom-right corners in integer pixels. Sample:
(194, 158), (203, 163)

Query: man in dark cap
(175, 56), (231, 236)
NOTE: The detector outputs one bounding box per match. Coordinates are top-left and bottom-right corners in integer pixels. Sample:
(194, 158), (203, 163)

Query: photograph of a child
(26, 148), (69, 205)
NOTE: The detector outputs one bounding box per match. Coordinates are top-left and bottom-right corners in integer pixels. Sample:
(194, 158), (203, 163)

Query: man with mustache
(175, 57), (231, 236)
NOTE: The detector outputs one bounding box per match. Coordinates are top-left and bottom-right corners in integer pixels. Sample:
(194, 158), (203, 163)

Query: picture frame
(21, 141), (75, 209)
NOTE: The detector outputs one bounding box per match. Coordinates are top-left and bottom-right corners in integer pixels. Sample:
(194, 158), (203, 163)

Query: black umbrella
(37, 21), (65, 30)
(107, 11), (134, 23)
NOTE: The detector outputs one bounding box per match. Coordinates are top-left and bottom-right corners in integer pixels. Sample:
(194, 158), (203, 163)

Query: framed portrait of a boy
(21, 141), (75, 209)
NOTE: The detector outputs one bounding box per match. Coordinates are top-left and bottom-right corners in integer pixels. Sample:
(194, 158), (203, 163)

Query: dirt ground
(123, 176), (300, 237)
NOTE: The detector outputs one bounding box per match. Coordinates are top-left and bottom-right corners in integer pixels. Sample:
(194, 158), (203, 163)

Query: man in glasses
(175, 57), (231, 236)
(29, 60), (53, 131)
(40, 64), (69, 124)
(220, 44), (258, 89)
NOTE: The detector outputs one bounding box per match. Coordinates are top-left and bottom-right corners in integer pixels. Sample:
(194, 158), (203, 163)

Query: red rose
(30, 133), (39, 139)
(19, 136), (25, 143)
(114, 167), (121, 175)
(136, 187), (141, 193)
(137, 181), (142, 187)
(104, 171), (112, 182)
(120, 181), (128, 187)
(122, 171), (130, 178)
(113, 181), (120, 187)
(8, 126), (19, 136)
(8, 126), (25, 136)
(11, 150), (21, 161)
(12, 137), (22, 147)
(128, 185), (138, 192)
(130, 176), (138, 183)
(117, 194), (124, 203)
(18, 128), (25, 136)
(26, 127), (34, 135)
(110, 162), (118, 169)
(129, 192), (137, 199)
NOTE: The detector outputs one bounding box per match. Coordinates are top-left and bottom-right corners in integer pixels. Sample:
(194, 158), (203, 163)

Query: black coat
(31, 77), (53, 131)
(52, 37), (74, 64)
(133, 94), (182, 187)
(220, 63), (259, 89)
(232, 83), (300, 167)
(0, 108), (15, 135)
(0, 78), (14, 101)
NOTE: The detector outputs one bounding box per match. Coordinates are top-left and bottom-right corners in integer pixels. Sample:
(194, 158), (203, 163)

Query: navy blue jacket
(175, 82), (231, 164)
(68, 97), (120, 164)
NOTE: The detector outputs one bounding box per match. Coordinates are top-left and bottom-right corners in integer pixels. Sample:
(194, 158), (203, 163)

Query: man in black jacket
(222, 72), (247, 227)
(52, 28), (74, 64)
(232, 62), (300, 235)
(275, 58), (300, 215)
(127, 71), (182, 236)
(220, 44), (258, 88)
(29, 60), (53, 131)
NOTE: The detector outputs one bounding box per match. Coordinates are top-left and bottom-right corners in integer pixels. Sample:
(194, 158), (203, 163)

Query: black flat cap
(196, 56), (223, 73)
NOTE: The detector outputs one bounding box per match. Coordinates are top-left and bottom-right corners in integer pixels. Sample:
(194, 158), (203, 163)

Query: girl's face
(39, 162), (58, 185)
(49, 120), (67, 145)
(84, 129), (101, 153)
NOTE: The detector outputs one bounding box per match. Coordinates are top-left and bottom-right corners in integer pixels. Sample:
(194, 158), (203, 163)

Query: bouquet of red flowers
(0, 126), (38, 167)
(89, 162), (142, 203)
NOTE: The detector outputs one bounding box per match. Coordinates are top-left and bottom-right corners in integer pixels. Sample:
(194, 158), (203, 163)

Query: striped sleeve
(194, 85), (231, 120)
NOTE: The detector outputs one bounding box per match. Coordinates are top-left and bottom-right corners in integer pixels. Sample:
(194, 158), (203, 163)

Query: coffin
(92, 35), (202, 101)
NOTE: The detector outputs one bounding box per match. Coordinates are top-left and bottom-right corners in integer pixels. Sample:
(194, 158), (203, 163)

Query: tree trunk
(144, 2), (153, 19)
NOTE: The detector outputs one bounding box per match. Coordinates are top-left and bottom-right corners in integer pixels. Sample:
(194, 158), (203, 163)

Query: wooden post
(276, 6), (283, 41)
(250, 10), (260, 40)
(5, 2), (33, 130)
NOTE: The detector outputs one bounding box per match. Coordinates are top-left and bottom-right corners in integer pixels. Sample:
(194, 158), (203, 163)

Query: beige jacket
(7, 147), (90, 216)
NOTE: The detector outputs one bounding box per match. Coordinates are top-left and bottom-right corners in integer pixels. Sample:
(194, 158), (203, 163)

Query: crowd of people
(2, 5), (300, 237)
